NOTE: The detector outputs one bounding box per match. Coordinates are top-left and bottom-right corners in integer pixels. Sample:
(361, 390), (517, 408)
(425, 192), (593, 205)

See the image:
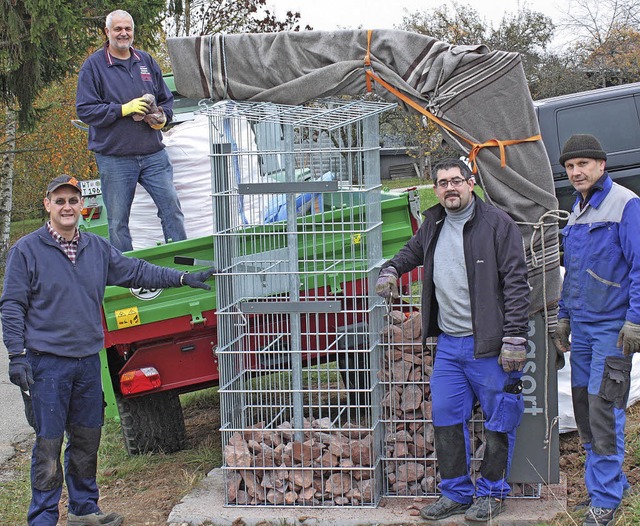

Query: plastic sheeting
(129, 114), (214, 250)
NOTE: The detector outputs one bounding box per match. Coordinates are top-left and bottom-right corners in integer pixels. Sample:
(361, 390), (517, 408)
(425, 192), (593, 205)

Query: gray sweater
(433, 198), (475, 336)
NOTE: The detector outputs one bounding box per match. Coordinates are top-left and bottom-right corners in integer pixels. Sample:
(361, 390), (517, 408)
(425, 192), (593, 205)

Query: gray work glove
(8, 354), (34, 392)
(375, 266), (399, 300)
(553, 318), (571, 354)
(144, 106), (167, 130)
(181, 268), (216, 290)
(617, 320), (640, 356)
(132, 93), (157, 121)
(498, 336), (528, 372)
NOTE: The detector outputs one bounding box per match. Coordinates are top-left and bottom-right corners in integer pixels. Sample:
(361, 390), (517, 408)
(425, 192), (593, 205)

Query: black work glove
(9, 354), (34, 392)
(553, 318), (571, 354)
(181, 268), (216, 290)
(617, 320), (640, 356)
(375, 266), (399, 300)
(498, 337), (528, 372)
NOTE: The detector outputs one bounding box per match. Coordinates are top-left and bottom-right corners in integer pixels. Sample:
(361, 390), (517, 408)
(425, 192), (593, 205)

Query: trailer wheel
(115, 391), (186, 455)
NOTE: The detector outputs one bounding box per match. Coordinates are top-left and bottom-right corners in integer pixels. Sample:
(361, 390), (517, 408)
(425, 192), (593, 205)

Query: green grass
(0, 444), (31, 525)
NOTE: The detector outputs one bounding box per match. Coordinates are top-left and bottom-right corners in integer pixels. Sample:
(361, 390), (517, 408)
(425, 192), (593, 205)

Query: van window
(556, 96), (640, 155)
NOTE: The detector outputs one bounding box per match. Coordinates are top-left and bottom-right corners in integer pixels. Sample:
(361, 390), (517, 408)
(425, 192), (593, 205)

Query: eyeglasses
(50, 197), (81, 206)
(436, 177), (468, 189)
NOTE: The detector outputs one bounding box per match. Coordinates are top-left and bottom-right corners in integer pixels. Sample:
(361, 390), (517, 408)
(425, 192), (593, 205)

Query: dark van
(534, 82), (640, 212)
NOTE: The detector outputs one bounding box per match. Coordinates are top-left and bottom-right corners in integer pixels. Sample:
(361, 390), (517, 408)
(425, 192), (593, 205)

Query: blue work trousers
(430, 334), (522, 503)
(27, 352), (104, 526)
(570, 319), (631, 509)
(95, 149), (186, 252)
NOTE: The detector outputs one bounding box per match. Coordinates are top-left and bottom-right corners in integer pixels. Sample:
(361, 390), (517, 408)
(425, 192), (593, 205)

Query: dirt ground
(4, 402), (640, 526)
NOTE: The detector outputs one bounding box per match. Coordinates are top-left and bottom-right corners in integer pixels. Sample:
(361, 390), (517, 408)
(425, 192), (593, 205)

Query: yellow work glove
(144, 106), (167, 130)
(122, 97), (151, 117)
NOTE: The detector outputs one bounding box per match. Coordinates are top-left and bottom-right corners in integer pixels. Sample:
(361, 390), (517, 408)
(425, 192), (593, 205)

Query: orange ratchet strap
(364, 30), (373, 92)
(363, 31), (541, 173)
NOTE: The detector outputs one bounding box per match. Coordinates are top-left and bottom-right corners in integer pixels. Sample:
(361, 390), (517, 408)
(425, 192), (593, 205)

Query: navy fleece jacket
(0, 227), (183, 358)
(76, 43), (174, 156)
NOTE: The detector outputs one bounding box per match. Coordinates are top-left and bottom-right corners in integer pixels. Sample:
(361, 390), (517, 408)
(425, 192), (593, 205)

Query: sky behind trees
(267, 0), (563, 32)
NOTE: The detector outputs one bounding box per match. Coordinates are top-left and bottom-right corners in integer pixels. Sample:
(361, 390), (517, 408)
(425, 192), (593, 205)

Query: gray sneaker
(574, 487), (630, 512)
(68, 511), (124, 526)
(464, 496), (505, 522)
(583, 506), (617, 526)
(420, 495), (472, 520)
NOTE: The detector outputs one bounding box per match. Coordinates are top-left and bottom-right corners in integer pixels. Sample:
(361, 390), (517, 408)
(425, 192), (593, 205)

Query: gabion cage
(205, 98), (541, 508)
(379, 273), (541, 500)
(207, 99), (396, 507)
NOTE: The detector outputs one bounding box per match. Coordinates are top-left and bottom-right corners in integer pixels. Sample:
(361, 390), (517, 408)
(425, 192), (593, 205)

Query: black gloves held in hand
(9, 354), (34, 392)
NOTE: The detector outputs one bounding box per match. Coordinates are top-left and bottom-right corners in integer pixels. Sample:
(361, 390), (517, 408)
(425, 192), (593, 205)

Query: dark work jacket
(383, 196), (530, 358)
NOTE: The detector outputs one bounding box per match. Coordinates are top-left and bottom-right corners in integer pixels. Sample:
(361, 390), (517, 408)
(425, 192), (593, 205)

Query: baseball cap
(46, 175), (82, 196)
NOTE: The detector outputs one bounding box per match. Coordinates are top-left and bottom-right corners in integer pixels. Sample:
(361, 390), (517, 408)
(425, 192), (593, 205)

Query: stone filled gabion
(380, 309), (487, 496)
(223, 309), (494, 505)
(223, 418), (377, 506)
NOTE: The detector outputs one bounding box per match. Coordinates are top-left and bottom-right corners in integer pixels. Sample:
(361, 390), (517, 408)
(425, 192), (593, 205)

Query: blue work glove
(375, 266), (399, 300)
(180, 268), (216, 290)
(8, 354), (34, 392)
(618, 320), (640, 356)
(498, 337), (527, 372)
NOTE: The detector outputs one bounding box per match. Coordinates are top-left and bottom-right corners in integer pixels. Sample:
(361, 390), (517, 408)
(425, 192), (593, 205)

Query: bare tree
(0, 108), (16, 267)
(561, 0), (640, 86)
(165, 0), (310, 37)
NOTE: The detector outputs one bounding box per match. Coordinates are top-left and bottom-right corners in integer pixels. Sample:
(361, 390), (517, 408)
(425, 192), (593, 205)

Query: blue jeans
(430, 334), (521, 503)
(27, 352), (104, 526)
(95, 149), (186, 252)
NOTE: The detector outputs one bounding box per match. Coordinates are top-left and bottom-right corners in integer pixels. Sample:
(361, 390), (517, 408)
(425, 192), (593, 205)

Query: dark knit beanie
(559, 134), (607, 165)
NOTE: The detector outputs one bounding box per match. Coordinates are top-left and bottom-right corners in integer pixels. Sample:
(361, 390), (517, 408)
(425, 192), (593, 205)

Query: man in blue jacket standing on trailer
(553, 134), (640, 526)
(76, 9), (186, 252)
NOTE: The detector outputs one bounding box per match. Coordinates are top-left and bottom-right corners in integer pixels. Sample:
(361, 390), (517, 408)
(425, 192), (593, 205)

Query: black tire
(115, 390), (186, 455)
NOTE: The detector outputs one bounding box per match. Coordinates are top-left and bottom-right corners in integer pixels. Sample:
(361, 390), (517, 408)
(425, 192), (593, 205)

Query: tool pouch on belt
(599, 356), (632, 409)
(486, 379), (525, 433)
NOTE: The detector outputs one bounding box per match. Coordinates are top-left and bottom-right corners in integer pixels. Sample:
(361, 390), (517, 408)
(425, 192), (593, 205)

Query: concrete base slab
(168, 469), (568, 526)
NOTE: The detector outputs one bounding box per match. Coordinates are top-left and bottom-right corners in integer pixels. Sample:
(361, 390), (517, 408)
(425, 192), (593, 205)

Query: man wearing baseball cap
(553, 135), (640, 526)
(0, 175), (214, 526)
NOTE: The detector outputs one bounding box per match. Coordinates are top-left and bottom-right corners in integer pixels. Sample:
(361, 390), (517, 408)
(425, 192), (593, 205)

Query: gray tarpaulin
(167, 29), (562, 317)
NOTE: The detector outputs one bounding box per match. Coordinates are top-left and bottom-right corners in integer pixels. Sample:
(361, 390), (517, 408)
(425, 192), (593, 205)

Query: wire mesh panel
(207, 98), (396, 507)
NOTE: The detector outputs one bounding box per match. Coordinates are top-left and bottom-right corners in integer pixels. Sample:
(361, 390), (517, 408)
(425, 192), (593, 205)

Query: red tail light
(81, 205), (103, 219)
(120, 367), (161, 395)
